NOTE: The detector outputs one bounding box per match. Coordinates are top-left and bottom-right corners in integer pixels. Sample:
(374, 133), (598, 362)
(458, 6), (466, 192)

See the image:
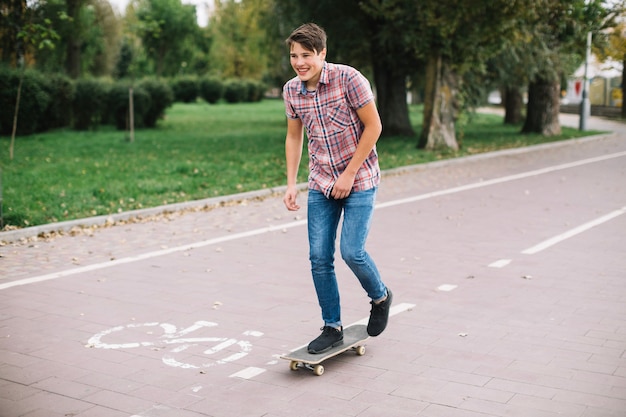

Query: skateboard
(281, 324), (369, 376)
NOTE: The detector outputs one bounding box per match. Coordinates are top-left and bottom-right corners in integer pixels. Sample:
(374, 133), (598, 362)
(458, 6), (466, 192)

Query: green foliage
(136, 0), (199, 76)
(106, 83), (151, 130)
(245, 79), (266, 102)
(208, 0), (272, 79)
(171, 75), (199, 103)
(40, 73), (75, 131)
(137, 78), (174, 127)
(223, 79), (248, 103)
(114, 40), (134, 80)
(72, 78), (110, 130)
(0, 67), (51, 135)
(199, 76), (224, 104)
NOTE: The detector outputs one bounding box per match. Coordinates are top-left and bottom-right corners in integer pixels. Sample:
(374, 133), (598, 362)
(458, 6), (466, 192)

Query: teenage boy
(282, 23), (392, 354)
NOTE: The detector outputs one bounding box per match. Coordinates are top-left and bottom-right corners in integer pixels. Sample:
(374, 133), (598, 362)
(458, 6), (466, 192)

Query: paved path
(1, 111), (625, 417)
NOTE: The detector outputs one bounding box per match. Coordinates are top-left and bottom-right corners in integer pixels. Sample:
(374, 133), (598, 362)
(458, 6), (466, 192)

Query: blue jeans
(307, 188), (387, 328)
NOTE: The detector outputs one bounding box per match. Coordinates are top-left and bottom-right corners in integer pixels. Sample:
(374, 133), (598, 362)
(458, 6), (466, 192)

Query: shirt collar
(299, 62), (329, 95)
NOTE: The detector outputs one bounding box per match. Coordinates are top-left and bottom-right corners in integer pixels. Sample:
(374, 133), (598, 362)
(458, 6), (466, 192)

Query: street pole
(579, 31), (592, 131)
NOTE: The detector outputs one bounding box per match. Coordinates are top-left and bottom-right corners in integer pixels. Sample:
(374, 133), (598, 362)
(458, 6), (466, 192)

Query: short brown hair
(285, 23), (327, 53)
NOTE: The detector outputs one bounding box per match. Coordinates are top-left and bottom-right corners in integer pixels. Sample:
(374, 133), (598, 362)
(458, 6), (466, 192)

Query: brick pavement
(0, 112), (625, 417)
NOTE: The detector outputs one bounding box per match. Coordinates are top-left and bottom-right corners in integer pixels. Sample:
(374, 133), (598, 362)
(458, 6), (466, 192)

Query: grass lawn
(0, 99), (601, 229)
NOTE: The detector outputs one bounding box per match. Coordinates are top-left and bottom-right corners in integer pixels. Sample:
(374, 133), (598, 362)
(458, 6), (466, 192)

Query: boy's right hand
(283, 187), (300, 211)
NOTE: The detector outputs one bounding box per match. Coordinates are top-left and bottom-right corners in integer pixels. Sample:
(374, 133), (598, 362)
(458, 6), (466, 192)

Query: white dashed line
(230, 367), (266, 379)
(521, 206), (626, 255)
(489, 259), (512, 268)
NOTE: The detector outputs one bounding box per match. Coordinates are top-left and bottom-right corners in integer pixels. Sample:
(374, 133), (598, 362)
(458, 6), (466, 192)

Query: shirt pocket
(299, 111), (319, 137)
(326, 101), (354, 134)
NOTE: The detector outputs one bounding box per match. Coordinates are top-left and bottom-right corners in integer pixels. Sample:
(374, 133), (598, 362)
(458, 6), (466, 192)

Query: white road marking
(0, 221), (305, 290)
(376, 151), (626, 210)
(489, 259), (512, 268)
(521, 206), (626, 255)
(437, 284), (458, 292)
(3, 151), (625, 290)
(230, 367), (266, 379)
(87, 321), (262, 370)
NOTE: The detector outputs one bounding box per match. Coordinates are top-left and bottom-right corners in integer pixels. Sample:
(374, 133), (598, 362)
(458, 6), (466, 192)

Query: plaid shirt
(283, 62), (380, 198)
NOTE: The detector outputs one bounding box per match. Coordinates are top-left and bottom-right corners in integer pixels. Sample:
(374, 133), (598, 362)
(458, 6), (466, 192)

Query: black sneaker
(367, 289), (393, 336)
(307, 326), (344, 354)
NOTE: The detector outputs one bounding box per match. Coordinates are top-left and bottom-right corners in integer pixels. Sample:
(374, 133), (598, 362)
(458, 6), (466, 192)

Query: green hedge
(73, 78), (110, 130)
(137, 78), (174, 127)
(223, 79), (248, 103)
(0, 67), (51, 135)
(41, 73), (74, 130)
(0, 66), (266, 135)
(107, 83), (151, 130)
(199, 76), (223, 104)
(171, 75), (199, 103)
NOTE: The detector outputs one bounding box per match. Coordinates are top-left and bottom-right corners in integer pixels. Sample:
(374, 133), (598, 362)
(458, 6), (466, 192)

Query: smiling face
(290, 42), (326, 91)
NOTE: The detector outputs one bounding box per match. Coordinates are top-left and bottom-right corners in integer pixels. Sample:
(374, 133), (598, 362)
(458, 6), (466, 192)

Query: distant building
(563, 55), (623, 108)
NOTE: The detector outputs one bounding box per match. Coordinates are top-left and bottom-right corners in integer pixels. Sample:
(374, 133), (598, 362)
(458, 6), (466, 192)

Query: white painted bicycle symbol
(86, 321), (263, 369)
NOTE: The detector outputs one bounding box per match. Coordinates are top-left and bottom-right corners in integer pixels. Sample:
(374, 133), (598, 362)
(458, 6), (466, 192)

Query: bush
(40, 73), (74, 131)
(73, 78), (110, 130)
(199, 76), (224, 104)
(245, 79), (266, 102)
(137, 78), (174, 127)
(106, 83), (151, 130)
(171, 75), (199, 103)
(0, 67), (51, 135)
(223, 79), (248, 103)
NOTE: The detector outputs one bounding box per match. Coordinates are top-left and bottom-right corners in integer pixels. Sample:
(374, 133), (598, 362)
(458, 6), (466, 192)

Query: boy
(282, 23), (392, 354)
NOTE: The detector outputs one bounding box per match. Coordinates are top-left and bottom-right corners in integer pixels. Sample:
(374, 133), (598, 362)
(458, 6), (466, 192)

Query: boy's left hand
(331, 172), (355, 199)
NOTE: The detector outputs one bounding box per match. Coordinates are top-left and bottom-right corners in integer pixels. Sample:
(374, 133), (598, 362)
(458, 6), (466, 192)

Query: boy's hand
(283, 187), (300, 211)
(331, 172), (355, 199)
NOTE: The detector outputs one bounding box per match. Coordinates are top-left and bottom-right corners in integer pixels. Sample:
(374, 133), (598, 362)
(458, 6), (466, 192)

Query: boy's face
(290, 42), (326, 90)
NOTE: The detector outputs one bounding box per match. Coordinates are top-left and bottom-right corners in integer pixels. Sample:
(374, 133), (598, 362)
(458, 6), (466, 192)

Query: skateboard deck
(281, 324), (369, 375)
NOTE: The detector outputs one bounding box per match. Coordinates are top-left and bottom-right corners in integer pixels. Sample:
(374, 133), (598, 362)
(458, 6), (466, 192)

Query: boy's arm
(330, 100), (382, 199)
(283, 117), (305, 211)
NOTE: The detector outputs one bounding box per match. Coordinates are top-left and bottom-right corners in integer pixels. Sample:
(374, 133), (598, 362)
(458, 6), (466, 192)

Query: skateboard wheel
(289, 361), (299, 371)
(356, 346), (366, 356)
(313, 365), (324, 376)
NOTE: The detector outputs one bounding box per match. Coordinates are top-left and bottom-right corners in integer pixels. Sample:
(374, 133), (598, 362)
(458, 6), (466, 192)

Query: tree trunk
(2, 0), (26, 65)
(372, 56), (414, 137)
(522, 77), (561, 136)
(10, 67), (24, 160)
(622, 55), (626, 119)
(419, 52), (459, 151)
(503, 86), (524, 124)
(65, 0), (84, 78)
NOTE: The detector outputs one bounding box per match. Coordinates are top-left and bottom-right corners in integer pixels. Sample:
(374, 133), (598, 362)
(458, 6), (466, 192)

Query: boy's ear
(319, 48), (327, 60)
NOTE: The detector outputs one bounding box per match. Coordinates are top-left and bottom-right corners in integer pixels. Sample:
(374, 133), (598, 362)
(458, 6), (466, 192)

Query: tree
(363, 0), (522, 150)
(520, 0), (621, 135)
(64, 0), (87, 78)
(27, 0), (122, 77)
(135, 0), (198, 76)
(0, 0), (27, 66)
(208, 0), (272, 80)
(9, 2), (61, 159)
